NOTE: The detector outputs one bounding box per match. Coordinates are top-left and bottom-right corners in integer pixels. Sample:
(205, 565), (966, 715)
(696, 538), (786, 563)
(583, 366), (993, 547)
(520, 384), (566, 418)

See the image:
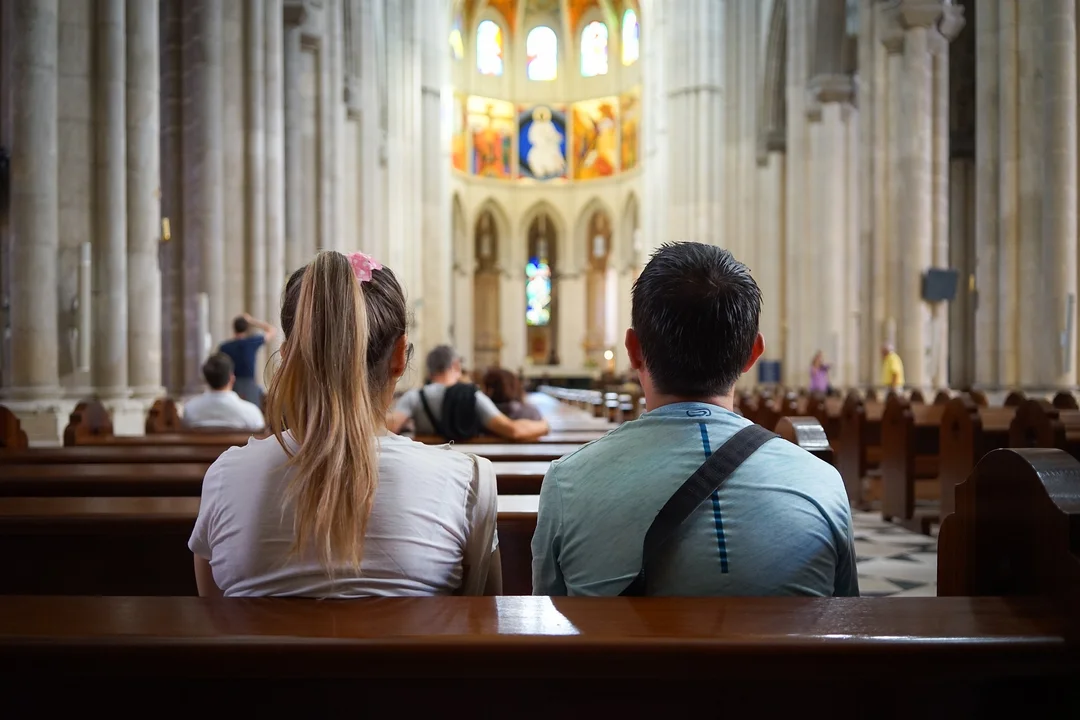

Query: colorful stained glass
(527, 26), (558, 81)
(525, 258), (552, 326)
(477, 20), (504, 76)
(449, 27), (464, 60)
(622, 10), (639, 66)
(581, 21), (608, 77)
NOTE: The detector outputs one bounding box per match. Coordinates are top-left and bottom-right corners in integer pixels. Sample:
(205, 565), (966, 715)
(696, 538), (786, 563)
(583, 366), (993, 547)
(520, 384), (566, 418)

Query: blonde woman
(189, 251), (501, 597)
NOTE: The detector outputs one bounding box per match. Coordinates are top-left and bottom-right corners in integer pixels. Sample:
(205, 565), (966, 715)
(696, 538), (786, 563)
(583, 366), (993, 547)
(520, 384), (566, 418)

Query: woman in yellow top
(880, 343), (905, 389)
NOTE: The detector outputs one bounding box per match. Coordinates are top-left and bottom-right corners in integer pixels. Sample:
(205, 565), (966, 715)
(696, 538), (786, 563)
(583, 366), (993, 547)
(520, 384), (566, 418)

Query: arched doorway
(526, 213), (558, 365)
(473, 209), (502, 370)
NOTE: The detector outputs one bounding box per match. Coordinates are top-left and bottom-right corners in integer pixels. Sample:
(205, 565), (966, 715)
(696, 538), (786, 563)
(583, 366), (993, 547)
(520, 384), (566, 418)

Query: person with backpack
(388, 346), (550, 442)
(531, 243), (857, 597)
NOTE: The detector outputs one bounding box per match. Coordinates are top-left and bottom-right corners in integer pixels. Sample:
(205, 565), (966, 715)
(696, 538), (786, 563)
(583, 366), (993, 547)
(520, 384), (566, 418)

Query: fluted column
(784, 0), (809, 383)
(973, 0), (999, 386)
(666, 0), (723, 245)
(126, 0), (162, 398)
(283, 6), (303, 274)
(859, 0), (878, 384)
(811, 77), (854, 387)
(757, 150), (785, 371)
(7, 0), (60, 399)
(1043, 0), (1077, 386)
(93, 0), (129, 399)
(265, 0), (285, 327)
(881, 15), (904, 362)
(1016, 0), (1042, 386)
(420, 0), (451, 354)
(245, 0), (266, 322)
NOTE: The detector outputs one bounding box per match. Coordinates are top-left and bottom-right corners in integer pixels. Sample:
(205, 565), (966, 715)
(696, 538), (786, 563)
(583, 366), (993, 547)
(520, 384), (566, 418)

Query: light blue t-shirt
(531, 402), (859, 597)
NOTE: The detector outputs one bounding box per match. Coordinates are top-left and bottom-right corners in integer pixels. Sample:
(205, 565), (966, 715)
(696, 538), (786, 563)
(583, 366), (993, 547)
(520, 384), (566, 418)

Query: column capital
(809, 74), (855, 106)
(878, 6), (906, 54)
(937, 4), (966, 42)
(284, 0), (320, 27)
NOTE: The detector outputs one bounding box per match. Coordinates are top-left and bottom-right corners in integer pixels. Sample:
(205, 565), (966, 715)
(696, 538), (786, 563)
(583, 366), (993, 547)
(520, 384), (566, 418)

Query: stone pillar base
(1, 399), (78, 447)
(129, 385), (167, 401)
(102, 397), (157, 436)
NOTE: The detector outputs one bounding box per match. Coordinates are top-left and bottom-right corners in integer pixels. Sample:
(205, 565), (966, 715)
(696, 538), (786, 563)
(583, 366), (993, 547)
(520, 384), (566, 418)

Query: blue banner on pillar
(757, 360), (781, 385)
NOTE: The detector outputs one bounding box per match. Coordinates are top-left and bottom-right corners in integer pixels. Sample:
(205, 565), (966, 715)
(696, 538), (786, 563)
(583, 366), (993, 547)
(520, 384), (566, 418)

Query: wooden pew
(836, 392), (884, 509)
(3, 452), (1080, 712)
(774, 417), (834, 465)
(0, 495), (541, 596)
(0, 461), (549, 498)
(1008, 399), (1080, 459)
(0, 406), (28, 450)
(938, 397), (1016, 518)
(145, 398), (183, 433)
(880, 394), (943, 534)
(413, 431), (607, 445)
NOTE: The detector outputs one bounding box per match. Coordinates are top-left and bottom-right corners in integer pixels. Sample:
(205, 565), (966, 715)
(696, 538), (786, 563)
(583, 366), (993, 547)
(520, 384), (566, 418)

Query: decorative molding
(809, 73), (855, 106)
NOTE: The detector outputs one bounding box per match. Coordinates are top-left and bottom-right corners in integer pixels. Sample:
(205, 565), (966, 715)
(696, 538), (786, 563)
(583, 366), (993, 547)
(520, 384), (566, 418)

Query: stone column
(998, 0), (1020, 386)
(881, 13), (904, 367)
(265, 0), (285, 328)
(93, 0), (129, 399)
(784, 0), (808, 383)
(185, 0), (225, 350)
(810, 77), (854, 387)
(1016, 0), (1042, 386)
(245, 0), (266, 322)
(283, 6), (304, 275)
(666, 0), (723, 245)
(7, 0), (60, 400)
(757, 150), (785, 371)
(420, 0), (451, 353)
(859, 0), (877, 384)
(126, 0), (163, 398)
(973, 0), (999, 386)
(1044, 0), (1077, 387)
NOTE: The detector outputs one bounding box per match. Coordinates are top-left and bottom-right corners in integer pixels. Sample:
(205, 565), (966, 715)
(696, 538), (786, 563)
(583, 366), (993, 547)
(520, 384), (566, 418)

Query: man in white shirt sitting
(182, 353), (266, 431)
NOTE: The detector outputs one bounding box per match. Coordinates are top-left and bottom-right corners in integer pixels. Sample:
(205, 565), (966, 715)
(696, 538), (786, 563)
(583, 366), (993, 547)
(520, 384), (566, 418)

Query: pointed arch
(573, 197), (617, 270)
(518, 200), (569, 273)
(471, 197), (513, 271)
(451, 194), (469, 271)
(758, 0), (787, 162)
(619, 192), (641, 270)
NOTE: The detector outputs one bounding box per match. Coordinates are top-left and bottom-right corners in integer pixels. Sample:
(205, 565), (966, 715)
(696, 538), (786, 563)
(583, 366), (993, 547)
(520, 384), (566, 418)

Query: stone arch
(573, 197), (617, 270)
(470, 197), (513, 272)
(451, 194), (470, 272)
(518, 200), (568, 274)
(758, 0), (787, 161)
(810, 0), (856, 84)
(619, 192), (641, 270)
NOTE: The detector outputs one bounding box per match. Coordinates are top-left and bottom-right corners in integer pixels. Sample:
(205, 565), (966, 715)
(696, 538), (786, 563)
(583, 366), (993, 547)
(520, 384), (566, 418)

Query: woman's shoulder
(380, 434), (476, 477)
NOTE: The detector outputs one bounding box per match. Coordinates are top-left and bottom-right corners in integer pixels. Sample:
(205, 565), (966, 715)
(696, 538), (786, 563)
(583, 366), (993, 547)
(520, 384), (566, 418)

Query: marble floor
(852, 510), (938, 597)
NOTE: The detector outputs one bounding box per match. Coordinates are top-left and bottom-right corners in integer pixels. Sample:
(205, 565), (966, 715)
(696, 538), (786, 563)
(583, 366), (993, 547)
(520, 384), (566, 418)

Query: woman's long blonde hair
(264, 251), (407, 570)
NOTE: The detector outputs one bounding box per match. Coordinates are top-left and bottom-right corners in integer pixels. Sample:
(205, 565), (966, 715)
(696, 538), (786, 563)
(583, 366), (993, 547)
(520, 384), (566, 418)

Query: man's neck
(645, 392), (735, 413)
(210, 388), (232, 395)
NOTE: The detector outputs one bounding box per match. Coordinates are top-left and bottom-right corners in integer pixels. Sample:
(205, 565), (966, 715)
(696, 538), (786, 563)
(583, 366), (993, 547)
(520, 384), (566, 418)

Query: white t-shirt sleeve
(244, 402), (266, 430)
(188, 459), (226, 559)
(474, 390), (504, 427)
(393, 389), (420, 418)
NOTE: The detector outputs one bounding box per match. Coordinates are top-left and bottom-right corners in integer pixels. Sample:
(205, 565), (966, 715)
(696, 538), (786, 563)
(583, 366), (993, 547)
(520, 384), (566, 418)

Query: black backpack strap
(620, 423), (777, 597)
(417, 388), (451, 441)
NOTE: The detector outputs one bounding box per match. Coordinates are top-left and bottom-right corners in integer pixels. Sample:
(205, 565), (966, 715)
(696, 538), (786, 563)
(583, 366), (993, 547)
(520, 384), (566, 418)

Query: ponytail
(265, 252), (384, 570)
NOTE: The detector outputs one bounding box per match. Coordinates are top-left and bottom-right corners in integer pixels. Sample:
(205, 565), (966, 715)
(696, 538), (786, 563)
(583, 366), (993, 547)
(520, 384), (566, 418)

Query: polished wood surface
(414, 431), (607, 445)
(0, 462), (548, 497)
(0, 445), (229, 464)
(774, 416), (834, 465)
(0, 495), (540, 596)
(881, 395), (944, 534)
(452, 443), (579, 462)
(938, 397), (1015, 518)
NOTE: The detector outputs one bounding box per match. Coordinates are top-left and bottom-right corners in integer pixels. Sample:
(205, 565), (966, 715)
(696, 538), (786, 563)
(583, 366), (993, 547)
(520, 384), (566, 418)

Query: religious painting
(468, 96), (515, 179)
(451, 93), (468, 173)
(518, 104), (568, 181)
(620, 87), (640, 172)
(572, 97), (619, 180)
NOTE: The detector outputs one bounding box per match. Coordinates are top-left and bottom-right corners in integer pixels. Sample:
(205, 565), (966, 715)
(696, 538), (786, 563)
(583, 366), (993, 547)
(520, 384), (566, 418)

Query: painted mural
(620, 87), (640, 172)
(451, 92), (468, 173)
(572, 97), (618, 180)
(518, 104), (568, 181)
(468, 96), (515, 179)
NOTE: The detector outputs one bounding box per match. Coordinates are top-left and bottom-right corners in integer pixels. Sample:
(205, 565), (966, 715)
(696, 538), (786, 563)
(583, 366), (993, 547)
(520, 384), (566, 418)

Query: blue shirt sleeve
(531, 462), (567, 595)
(244, 334), (266, 351)
(833, 508), (860, 597)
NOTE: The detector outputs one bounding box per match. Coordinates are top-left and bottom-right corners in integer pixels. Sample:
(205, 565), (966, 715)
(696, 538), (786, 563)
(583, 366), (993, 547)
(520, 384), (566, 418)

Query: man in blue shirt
(531, 242), (858, 597)
(217, 313), (276, 407)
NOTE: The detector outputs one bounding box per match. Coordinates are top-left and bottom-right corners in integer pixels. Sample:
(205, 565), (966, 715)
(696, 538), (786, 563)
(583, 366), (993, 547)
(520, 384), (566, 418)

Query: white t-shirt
(393, 383), (503, 436)
(188, 432), (499, 597)
(182, 391), (266, 431)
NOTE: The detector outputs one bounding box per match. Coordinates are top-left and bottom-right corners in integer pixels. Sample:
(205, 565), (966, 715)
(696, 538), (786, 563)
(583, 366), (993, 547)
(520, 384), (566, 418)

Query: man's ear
(390, 335), (409, 379)
(742, 332), (765, 373)
(625, 328), (643, 371)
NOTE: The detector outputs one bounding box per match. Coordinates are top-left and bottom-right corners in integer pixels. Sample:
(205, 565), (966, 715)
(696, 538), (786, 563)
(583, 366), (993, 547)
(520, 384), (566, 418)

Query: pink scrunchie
(347, 251), (383, 283)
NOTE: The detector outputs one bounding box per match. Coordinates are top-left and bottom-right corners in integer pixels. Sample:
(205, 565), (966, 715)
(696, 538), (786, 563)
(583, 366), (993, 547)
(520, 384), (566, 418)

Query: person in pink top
(809, 351), (831, 394)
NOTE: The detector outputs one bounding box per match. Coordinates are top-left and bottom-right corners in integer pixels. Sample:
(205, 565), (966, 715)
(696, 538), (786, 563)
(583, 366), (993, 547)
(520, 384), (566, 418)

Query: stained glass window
(525, 258), (552, 326)
(449, 21), (464, 61)
(622, 10), (639, 66)
(477, 20), (504, 76)
(527, 26), (558, 81)
(581, 21), (609, 77)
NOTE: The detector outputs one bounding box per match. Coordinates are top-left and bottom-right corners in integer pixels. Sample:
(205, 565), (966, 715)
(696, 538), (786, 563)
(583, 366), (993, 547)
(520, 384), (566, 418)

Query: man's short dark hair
(631, 242), (761, 397)
(233, 316), (249, 334)
(202, 353), (234, 390)
(426, 345), (459, 377)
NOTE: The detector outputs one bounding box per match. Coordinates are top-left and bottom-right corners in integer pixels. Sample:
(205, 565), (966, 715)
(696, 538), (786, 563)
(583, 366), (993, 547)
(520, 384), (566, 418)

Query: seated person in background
(482, 367), (543, 421)
(189, 251), (501, 598)
(218, 313), (277, 407)
(387, 345), (549, 442)
(532, 242), (857, 597)
(182, 353), (266, 431)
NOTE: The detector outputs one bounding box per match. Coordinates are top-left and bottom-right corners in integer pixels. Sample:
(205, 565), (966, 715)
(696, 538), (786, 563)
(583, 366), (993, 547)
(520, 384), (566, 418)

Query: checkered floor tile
(852, 510), (937, 597)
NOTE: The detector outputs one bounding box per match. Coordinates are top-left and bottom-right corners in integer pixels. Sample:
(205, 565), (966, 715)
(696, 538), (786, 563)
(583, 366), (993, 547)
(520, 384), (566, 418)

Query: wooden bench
(1009, 399), (1080, 460)
(774, 417), (834, 465)
(0, 461), (550, 498)
(413, 431), (607, 445)
(2, 448), (1079, 712)
(938, 397), (1016, 518)
(836, 393), (884, 509)
(880, 394), (944, 534)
